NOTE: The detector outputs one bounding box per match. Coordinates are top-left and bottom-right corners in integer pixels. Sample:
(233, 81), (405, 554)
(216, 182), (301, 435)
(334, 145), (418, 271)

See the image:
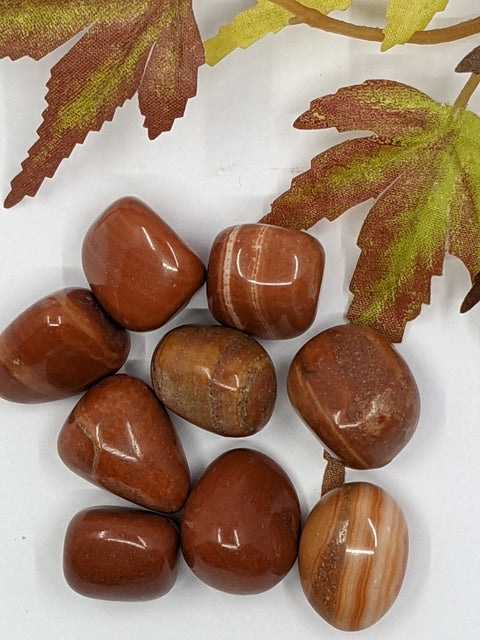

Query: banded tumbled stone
(298, 482), (408, 631)
(287, 323), (420, 469)
(151, 324), (276, 437)
(82, 196), (205, 332)
(207, 223), (324, 339)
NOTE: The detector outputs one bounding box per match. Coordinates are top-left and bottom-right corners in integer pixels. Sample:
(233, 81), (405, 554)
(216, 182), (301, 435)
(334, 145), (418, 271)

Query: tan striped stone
(298, 482), (408, 631)
(150, 324), (276, 437)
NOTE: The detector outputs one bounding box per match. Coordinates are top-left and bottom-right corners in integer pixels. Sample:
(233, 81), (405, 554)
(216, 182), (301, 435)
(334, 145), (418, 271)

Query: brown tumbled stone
(58, 374), (190, 513)
(0, 288), (130, 403)
(151, 324), (276, 437)
(82, 196), (206, 332)
(299, 482), (408, 631)
(207, 223), (324, 339)
(181, 448), (301, 594)
(63, 506), (179, 601)
(287, 323), (420, 469)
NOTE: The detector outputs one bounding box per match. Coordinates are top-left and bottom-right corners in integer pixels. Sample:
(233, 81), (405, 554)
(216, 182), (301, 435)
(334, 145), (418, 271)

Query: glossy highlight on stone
(151, 324), (276, 437)
(207, 223), (324, 339)
(82, 196), (206, 332)
(181, 448), (301, 594)
(63, 506), (179, 601)
(298, 482), (408, 631)
(287, 323), (420, 469)
(57, 374), (190, 513)
(0, 288), (130, 403)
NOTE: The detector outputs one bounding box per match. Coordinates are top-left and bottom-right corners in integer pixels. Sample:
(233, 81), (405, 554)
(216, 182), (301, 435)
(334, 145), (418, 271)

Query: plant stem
(454, 73), (480, 110)
(271, 0), (480, 45)
(451, 73), (480, 121)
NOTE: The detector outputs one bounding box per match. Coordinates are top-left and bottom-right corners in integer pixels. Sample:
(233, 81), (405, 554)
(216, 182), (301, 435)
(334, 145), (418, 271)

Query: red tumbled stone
(58, 374), (190, 513)
(207, 223), (324, 339)
(287, 324), (420, 469)
(82, 196), (205, 332)
(63, 506), (179, 601)
(0, 288), (130, 403)
(181, 448), (301, 595)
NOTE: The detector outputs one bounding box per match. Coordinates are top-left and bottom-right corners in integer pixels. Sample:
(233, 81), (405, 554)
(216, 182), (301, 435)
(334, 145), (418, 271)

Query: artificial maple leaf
(260, 80), (480, 342)
(1, 0), (204, 208)
(203, 0), (352, 66)
(205, 0), (457, 62)
(382, 0), (449, 50)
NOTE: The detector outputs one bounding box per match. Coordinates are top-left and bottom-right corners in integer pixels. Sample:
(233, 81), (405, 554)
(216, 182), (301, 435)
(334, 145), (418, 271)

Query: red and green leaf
(138, 1), (204, 139)
(1, 0), (204, 207)
(0, 0), (102, 60)
(261, 79), (480, 341)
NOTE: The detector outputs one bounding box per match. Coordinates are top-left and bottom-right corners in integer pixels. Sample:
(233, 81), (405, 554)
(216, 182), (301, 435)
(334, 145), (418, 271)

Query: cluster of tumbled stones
(0, 196), (420, 632)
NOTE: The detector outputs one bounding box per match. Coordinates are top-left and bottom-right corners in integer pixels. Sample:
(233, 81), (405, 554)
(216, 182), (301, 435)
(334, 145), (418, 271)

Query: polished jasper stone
(64, 506), (179, 601)
(207, 223), (324, 339)
(287, 323), (420, 469)
(82, 196), (205, 332)
(0, 288), (130, 403)
(151, 324), (276, 437)
(58, 374), (190, 513)
(299, 482), (408, 631)
(181, 448), (301, 594)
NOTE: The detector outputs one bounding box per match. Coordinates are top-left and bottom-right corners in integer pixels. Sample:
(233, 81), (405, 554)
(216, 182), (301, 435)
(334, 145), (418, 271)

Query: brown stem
(452, 72), (480, 122)
(271, 0), (480, 45)
(454, 73), (480, 111)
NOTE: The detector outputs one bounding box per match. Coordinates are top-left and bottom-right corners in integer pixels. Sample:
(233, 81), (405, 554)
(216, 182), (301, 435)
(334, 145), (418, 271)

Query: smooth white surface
(1, 1), (479, 638)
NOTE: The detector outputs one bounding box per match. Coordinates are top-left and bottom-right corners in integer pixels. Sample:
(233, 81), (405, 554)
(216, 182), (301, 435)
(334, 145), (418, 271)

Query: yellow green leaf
(204, 0), (352, 66)
(382, 0), (448, 51)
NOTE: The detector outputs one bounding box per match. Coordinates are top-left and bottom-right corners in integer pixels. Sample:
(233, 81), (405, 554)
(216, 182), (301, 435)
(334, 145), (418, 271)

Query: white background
(1, 1), (479, 638)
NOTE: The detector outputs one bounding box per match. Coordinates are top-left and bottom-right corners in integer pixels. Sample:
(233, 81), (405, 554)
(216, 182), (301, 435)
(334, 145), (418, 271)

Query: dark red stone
(0, 288), (130, 403)
(82, 196), (205, 331)
(58, 374), (190, 513)
(181, 448), (301, 594)
(63, 506), (179, 601)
